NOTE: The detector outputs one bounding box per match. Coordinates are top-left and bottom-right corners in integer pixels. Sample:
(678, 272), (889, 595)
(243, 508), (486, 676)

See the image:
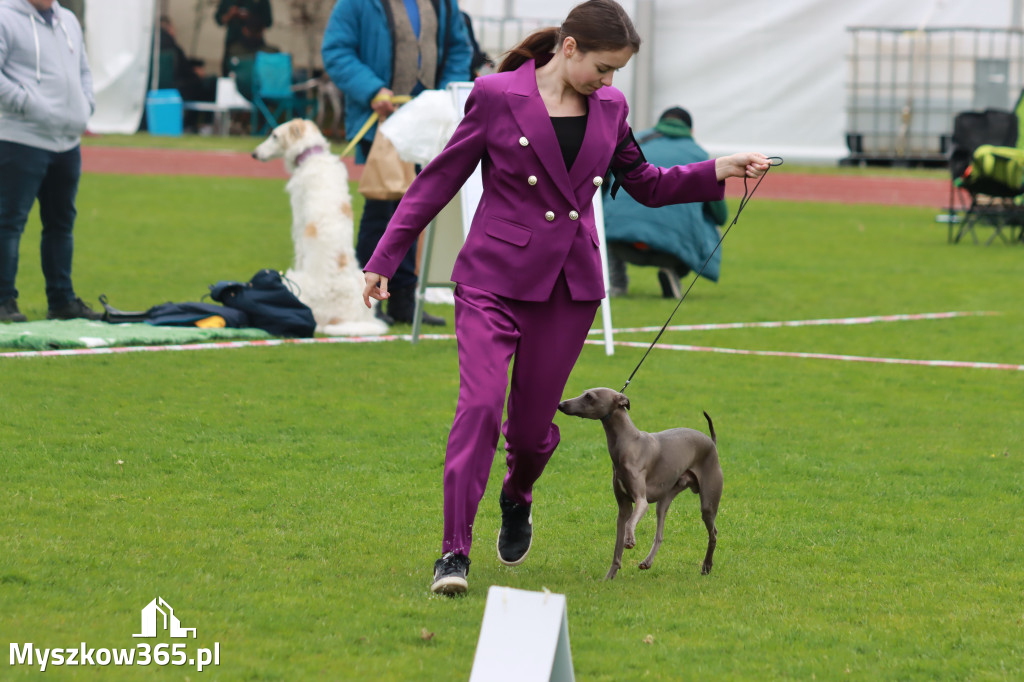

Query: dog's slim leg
(606, 482), (631, 580)
(700, 506), (717, 575)
(621, 473), (648, 550)
(699, 468), (722, 575)
(639, 494), (675, 570)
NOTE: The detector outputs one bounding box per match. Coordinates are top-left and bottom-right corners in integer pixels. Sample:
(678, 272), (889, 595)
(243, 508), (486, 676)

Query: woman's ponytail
(496, 1), (640, 74)
(498, 27), (560, 73)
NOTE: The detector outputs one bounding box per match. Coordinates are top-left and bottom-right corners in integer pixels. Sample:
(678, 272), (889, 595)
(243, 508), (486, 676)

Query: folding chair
(250, 53), (317, 136)
(182, 77), (252, 136)
(948, 108), (1024, 244)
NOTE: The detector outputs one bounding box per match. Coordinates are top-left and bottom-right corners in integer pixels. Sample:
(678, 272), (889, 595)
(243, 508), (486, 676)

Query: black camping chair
(948, 108), (1024, 244)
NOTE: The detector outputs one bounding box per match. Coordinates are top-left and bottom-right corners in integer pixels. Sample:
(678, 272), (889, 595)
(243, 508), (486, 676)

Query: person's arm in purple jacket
(361, 81), (491, 306)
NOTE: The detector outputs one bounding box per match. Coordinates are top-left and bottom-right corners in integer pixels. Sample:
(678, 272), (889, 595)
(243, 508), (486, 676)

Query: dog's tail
(702, 411), (716, 444)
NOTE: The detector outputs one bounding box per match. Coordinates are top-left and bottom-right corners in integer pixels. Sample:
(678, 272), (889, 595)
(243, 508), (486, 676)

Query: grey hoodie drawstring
(30, 13), (40, 82)
(28, 8), (73, 84)
(56, 14), (73, 52)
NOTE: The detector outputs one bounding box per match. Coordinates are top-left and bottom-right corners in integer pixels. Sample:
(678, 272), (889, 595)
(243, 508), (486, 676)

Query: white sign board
(469, 586), (575, 682)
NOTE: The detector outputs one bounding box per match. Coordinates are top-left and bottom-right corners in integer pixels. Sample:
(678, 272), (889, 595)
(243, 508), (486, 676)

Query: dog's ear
(287, 120), (305, 142)
(616, 393), (630, 411)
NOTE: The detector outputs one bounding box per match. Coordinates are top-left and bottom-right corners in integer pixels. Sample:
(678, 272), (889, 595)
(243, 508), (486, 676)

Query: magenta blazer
(364, 59), (725, 302)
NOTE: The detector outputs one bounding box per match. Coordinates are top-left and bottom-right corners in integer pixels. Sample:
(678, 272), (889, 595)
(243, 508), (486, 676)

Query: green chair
(948, 107), (1024, 244)
(250, 52), (317, 136)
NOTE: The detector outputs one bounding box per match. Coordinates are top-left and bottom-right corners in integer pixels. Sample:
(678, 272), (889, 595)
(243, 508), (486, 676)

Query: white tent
(461, 0), (1019, 162)
(85, 0), (157, 134)
(81, 0), (1020, 156)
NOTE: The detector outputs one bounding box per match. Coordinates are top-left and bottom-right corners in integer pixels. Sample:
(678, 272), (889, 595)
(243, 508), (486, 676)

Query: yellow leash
(340, 94), (413, 157)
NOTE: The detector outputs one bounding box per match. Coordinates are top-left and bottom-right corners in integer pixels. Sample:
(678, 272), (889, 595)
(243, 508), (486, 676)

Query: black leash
(619, 156), (784, 394)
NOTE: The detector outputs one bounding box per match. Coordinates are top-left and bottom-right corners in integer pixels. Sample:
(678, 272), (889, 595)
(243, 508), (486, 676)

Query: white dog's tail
(319, 320), (390, 337)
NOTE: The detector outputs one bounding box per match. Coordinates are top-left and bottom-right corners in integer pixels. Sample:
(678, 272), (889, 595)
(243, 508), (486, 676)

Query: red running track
(81, 146), (950, 208)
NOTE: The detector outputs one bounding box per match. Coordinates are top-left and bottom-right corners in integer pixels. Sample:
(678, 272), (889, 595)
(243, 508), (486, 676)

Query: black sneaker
(657, 268), (682, 299)
(431, 552), (470, 595)
(417, 311), (447, 327)
(47, 297), (102, 321)
(0, 298), (27, 323)
(497, 490), (532, 566)
(373, 302), (395, 326)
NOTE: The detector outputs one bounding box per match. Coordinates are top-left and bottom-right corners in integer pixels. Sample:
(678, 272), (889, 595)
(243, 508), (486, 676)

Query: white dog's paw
(319, 319), (389, 337)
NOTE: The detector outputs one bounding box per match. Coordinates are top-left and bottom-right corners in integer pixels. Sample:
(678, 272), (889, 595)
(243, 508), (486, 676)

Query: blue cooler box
(146, 89), (183, 136)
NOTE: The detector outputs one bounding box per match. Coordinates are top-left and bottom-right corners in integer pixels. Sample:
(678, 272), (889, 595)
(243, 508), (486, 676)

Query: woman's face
(562, 38), (634, 95)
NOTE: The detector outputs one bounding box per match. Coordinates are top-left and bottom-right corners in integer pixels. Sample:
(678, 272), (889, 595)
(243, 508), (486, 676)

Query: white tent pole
(631, 0), (654, 130)
(149, 0), (161, 92)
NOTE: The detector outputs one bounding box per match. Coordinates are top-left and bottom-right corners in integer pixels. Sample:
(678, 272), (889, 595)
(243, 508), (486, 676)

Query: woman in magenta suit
(362, 0), (769, 595)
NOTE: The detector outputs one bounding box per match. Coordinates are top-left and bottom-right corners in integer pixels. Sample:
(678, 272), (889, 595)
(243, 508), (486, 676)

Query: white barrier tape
(592, 339), (1024, 372)
(588, 311), (996, 335)
(2, 311), (1014, 371)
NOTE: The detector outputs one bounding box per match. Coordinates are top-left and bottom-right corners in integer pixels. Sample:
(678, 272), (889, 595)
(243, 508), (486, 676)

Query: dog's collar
(294, 145), (327, 167)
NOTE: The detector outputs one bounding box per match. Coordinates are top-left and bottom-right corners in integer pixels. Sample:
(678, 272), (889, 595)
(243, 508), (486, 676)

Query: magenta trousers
(441, 273), (601, 557)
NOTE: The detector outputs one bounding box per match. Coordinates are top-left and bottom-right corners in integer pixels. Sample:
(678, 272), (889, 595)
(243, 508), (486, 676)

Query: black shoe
(416, 311), (447, 327)
(47, 297), (102, 321)
(373, 301), (395, 326)
(657, 268), (682, 299)
(0, 298), (27, 323)
(431, 552), (470, 595)
(497, 490), (532, 566)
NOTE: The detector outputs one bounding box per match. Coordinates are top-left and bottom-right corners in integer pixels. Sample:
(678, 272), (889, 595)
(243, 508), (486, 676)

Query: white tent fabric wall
(77, 0), (1015, 149)
(85, 0), (156, 134)
(458, 0), (1014, 163)
(662, 0), (1013, 163)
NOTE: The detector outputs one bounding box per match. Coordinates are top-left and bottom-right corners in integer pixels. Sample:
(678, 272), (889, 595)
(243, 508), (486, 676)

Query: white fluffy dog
(253, 119), (388, 336)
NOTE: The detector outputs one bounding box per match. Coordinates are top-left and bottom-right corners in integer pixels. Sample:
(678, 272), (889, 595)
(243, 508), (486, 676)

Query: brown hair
(498, 0), (642, 73)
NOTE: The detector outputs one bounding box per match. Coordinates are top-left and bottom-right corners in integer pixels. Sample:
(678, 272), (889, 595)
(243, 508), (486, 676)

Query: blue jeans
(355, 196), (418, 291)
(355, 140), (417, 291)
(0, 141), (81, 307)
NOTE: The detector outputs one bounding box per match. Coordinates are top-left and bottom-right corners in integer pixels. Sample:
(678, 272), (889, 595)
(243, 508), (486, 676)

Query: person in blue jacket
(322, 0), (472, 326)
(603, 107), (729, 298)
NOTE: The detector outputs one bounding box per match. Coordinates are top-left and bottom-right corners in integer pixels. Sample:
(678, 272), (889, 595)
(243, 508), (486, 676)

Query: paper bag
(358, 131), (416, 200)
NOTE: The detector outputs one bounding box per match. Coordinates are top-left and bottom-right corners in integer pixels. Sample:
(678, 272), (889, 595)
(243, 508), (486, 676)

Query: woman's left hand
(715, 152), (771, 181)
(362, 272), (390, 309)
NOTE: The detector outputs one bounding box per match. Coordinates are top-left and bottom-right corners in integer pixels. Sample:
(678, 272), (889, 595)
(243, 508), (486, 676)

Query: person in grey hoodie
(0, 0), (99, 322)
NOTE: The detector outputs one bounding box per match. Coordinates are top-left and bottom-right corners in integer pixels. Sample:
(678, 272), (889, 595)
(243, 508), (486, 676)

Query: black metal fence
(845, 27), (1024, 165)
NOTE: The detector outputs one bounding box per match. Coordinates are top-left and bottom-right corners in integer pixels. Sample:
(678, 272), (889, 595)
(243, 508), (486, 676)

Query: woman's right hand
(715, 152), (770, 181)
(362, 272), (390, 308)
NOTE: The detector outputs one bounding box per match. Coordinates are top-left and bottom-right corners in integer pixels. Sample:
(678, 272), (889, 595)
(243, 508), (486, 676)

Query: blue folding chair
(251, 52), (316, 135)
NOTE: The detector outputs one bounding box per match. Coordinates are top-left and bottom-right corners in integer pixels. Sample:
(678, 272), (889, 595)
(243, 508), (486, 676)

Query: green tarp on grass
(0, 319), (273, 350)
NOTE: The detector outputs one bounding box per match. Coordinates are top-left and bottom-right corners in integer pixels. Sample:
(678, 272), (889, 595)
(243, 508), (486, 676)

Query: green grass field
(1, 154), (1022, 680)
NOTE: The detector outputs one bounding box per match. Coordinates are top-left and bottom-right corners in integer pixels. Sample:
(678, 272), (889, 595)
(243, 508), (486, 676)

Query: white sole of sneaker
(431, 576), (468, 595)
(496, 514), (532, 567)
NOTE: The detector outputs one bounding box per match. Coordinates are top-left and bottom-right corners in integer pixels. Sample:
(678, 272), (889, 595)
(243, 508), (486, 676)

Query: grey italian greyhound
(557, 388), (722, 579)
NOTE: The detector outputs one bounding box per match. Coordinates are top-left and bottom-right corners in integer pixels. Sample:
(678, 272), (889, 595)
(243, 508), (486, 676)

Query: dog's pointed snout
(251, 152), (258, 159)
